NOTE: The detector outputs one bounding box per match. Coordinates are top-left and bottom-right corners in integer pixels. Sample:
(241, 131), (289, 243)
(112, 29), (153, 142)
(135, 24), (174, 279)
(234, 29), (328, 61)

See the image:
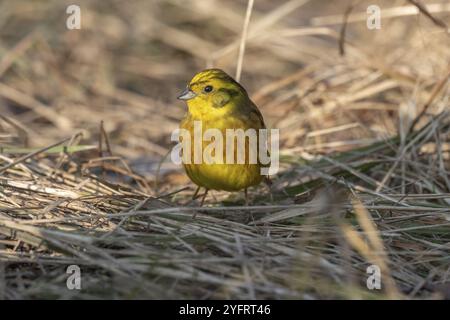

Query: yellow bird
(177, 69), (269, 205)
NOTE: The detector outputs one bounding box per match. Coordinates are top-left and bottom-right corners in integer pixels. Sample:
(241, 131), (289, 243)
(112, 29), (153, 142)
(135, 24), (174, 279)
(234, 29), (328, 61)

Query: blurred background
(1, 0), (448, 191)
(1, 0), (450, 299)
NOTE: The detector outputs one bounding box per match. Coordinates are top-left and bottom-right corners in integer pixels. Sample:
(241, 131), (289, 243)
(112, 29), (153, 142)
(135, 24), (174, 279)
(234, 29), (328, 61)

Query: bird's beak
(177, 87), (197, 100)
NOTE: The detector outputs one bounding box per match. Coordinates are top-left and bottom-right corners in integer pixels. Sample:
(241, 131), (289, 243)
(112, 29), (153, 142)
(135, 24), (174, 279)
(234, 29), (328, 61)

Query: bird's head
(178, 69), (248, 117)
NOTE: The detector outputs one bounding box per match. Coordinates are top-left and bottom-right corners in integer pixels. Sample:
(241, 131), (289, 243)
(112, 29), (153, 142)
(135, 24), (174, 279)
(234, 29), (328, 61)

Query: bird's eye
(203, 85), (213, 93)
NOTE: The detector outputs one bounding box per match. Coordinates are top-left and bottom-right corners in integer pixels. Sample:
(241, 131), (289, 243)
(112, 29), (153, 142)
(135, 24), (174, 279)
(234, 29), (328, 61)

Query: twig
(235, 0), (255, 82)
(339, 2), (357, 56)
(0, 137), (71, 174)
(407, 0), (449, 31)
(409, 67), (450, 132)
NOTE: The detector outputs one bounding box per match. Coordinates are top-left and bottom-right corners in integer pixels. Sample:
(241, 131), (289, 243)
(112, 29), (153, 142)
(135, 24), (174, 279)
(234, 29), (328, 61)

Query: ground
(0, 0), (449, 299)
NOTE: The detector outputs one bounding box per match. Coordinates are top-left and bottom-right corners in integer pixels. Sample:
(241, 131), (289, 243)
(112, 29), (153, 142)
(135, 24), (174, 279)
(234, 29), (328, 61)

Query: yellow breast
(180, 115), (264, 191)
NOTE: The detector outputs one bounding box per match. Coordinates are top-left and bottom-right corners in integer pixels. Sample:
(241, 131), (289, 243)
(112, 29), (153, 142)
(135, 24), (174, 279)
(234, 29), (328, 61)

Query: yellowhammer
(177, 69), (269, 205)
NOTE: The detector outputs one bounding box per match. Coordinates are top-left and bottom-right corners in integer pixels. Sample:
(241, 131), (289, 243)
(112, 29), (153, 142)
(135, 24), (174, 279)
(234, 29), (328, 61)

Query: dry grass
(0, 0), (450, 299)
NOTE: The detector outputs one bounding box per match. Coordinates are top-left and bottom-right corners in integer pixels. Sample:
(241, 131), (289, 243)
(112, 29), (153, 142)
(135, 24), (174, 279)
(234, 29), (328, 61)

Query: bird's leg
(244, 188), (257, 224)
(244, 188), (249, 206)
(192, 186), (201, 200)
(264, 176), (274, 203)
(192, 188), (208, 219)
(267, 183), (274, 203)
(188, 186), (201, 206)
(199, 189), (209, 207)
